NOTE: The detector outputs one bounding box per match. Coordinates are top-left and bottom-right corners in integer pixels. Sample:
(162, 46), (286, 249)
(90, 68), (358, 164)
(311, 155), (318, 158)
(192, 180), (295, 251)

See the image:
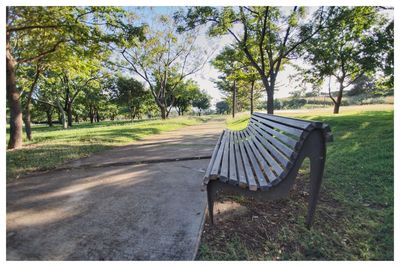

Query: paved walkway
(6, 118), (226, 260)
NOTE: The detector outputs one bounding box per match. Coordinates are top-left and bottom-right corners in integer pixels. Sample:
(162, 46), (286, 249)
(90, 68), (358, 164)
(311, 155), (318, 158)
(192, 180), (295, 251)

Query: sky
(122, 6), (393, 107)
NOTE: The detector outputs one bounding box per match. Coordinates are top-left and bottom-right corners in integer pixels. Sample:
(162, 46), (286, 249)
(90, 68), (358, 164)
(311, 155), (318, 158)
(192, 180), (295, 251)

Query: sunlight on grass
(6, 116), (212, 181)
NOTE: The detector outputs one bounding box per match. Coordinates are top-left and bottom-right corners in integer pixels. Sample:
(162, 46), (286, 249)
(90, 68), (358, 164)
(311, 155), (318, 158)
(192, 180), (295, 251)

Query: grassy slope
(198, 105), (393, 260)
(6, 116), (210, 182)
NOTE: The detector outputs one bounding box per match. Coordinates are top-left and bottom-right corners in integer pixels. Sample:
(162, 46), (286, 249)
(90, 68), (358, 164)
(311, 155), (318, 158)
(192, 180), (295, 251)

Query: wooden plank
(242, 129), (284, 182)
(210, 130), (228, 178)
(254, 112), (321, 130)
(241, 130), (269, 190)
(233, 131), (247, 188)
(228, 131), (238, 185)
(238, 131), (258, 191)
(250, 120), (294, 159)
(219, 129), (230, 182)
(243, 129), (277, 185)
(249, 118), (298, 148)
(203, 131), (225, 183)
(252, 114), (303, 138)
(246, 126), (285, 178)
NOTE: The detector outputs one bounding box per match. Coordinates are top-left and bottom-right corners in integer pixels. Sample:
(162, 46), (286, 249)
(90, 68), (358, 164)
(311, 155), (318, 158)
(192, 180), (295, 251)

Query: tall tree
(301, 7), (384, 113)
(120, 15), (208, 119)
(175, 6), (330, 114)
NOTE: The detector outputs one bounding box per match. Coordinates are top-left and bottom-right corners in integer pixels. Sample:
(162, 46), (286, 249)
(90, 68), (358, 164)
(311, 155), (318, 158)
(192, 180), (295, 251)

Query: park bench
(204, 112), (333, 228)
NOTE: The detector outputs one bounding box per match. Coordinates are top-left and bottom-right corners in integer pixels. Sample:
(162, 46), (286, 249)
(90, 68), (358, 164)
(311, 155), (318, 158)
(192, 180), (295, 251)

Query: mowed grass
(198, 104), (393, 260)
(6, 116), (210, 182)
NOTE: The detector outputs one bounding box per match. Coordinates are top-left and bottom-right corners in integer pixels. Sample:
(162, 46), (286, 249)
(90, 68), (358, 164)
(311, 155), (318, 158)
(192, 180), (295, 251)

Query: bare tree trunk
(6, 30), (23, 149)
(250, 80), (254, 115)
(334, 82), (345, 114)
(67, 102), (73, 127)
(160, 105), (167, 120)
(46, 108), (53, 127)
(23, 64), (40, 141)
(96, 109), (100, 122)
(22, 111), (32, 141)
(56, 99), (68, 129)
(232, 80), (236, 118)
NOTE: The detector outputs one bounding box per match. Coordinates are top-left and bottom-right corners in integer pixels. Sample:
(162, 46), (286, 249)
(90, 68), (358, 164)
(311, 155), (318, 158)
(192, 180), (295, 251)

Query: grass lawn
(197, 104), (394, 260)
(6, 116), (211, 182)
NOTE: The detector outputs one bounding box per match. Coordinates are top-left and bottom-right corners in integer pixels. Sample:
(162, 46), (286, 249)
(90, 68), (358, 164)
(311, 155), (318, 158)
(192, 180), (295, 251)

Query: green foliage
(119, 14), (207, 118)
(173, 79), (202, 115)
(192, 90), (211, 114)
(113, 76), (150, 120)
(175, 6), (328, 112)
(301, 7), (386, 99)
(216, 101), (230, 114)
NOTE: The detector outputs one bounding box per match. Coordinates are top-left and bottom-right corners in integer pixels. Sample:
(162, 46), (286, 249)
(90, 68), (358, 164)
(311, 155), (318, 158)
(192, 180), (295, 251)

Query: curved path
(7, 118), (225, 260)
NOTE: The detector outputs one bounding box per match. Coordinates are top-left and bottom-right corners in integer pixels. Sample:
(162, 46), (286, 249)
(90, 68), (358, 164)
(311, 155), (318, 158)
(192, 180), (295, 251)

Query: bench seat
(203, 112), (332, 228)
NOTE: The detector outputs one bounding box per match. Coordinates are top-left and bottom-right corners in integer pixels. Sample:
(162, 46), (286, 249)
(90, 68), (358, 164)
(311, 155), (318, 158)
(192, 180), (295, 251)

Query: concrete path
(7, 118), (226, 260)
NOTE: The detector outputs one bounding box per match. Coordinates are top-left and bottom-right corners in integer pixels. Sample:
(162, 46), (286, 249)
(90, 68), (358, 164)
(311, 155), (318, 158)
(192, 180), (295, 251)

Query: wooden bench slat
(238, 131), (258, 191)
(246, 126), (285, 177)
(254, 112), (322, 130)
(249, 120), (296, 158)
(243, 129), (277, 185)
(210, 130), (228, 178)
(241, 131), (270, 190)
(219, 130), (230, 182)
(204, 130), (225, 183)
(228, 131), (238, 185)
(249, 118), (298, 148)
(252, 114), (304, 138)
(233, 131), (247, 188)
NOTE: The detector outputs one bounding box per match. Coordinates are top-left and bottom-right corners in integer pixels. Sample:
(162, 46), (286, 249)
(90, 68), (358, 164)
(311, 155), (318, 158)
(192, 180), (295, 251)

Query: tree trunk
(6, 30), (23, 149)
(232, 80), (236, 118)
(89, 105), (94, 123)
(250, 80), (254, 115)
(334, 82), (345, 114)
(75, 114), (79, 123)
(22, 65), (41, 141)
(67, 102), (73, 127)
(260, 75), (274, 114)
(56, 99), (68, 129)
(160, 105), (167, 120)
(46, 108), (53, 127)
(96, 110), (100, 122)
(23, 111), (32, 141)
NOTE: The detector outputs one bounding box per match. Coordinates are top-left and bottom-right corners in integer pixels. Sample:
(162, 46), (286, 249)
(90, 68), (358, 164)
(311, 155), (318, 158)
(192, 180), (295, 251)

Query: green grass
(198, 105), (393, 260)
(6, 116), (211, 182)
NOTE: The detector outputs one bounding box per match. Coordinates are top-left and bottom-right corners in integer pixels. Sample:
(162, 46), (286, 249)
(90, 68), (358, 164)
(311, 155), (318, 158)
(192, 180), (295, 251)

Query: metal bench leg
(306, 152), (325, 229)
(207, 181), (216, 225)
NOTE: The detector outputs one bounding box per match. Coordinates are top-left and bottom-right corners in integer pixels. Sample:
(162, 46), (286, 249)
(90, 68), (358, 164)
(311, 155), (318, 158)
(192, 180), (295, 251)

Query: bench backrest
(204, 112), (332, 191)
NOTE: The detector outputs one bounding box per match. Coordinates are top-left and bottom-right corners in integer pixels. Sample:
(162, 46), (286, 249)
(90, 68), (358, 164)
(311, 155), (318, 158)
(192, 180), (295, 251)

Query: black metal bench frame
(203, 112), (333, 229)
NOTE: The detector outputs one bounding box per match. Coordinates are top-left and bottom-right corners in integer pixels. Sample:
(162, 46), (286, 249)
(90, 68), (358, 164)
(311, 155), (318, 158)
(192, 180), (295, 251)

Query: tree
(173, 79), (201, 116)
(212, 45), (263, 116)
(114, 76), (148, 120)
(175, 6), (329, 114)
(216, 101), (230, 114)
(6, 6), (143, 148)
(301, 7), (384, 113)
(120, 15), (208, 119)
(192, 90), (211, 116)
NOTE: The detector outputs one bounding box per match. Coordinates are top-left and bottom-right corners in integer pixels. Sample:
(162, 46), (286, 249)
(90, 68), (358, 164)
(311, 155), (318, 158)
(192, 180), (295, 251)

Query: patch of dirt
(197, 174), (345, 260)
